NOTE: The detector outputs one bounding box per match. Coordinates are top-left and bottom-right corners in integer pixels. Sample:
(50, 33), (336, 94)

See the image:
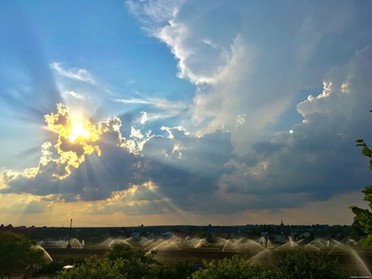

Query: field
(45, 245), (372, 276)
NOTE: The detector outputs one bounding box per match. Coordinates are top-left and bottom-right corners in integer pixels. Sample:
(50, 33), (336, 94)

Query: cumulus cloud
(61, 43), (372, 215)
(2, 2), (372, 223)
(297, 46), (372, 118)
(210, 46), (372, 212)
(4, 44), (372, 216)
(1, 103), (155, 197)
(129, 0), (358, 153)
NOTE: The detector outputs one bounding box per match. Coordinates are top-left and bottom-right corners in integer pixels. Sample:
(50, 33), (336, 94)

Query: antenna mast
(67, 218), (72, 249)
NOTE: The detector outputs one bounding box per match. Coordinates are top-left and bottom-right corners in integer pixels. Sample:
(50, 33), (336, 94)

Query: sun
(68, 122), (91, 143)
(43, 104), (103, 179)
(44, 104), (101, 146)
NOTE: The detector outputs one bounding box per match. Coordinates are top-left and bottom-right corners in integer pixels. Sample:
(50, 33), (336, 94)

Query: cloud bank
(1, 1), (372, 225)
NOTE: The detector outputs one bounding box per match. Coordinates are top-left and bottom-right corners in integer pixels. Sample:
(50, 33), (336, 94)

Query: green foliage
(34, 256), (86, 277)
(51, 246), (354, 279)
(158, 260), (196, 279)
(269, 250), (349, 279)
(105, 242), (156, 264)
(0, 231), (46, 278)
(350, 137), (372, 247)
(350, 204), (372, 246)
(356, 139), (372, 171)
(106, 243), (161, 278)
(191, 255), (266, 279)
(56, 257), (125, 279)
(56, 243), (162, 279)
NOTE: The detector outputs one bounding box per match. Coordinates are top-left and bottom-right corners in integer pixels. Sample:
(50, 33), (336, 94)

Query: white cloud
(156, 126), (191, 160)
(213, 46), (372, 211)
(62, 90), (85, 100)
(297, 46), (372, 118)
(114, 97), (187, 111)
(126, 0), (184, 29)
(114, 97), (189, 124)
(140, 111), (148, 124)
(5, 46), (372, 215)
(50, 62), (96, 84)
(2, 2), (372, 223)
(160, 125), (190, 140)
(130, 0), (357, 154)
(130, 126), (144, 139)
(158, 21), (244, 85)
(119, 127), (154, 155)
(1, 105), (158, 198)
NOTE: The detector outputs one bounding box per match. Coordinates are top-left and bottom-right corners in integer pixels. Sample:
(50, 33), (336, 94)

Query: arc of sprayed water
(222, 239), (231, 252)
(96, 235), (371, 276)
(329, 239), (371, 276)
(348, 248), (372, 276)
(33, 245), (53, 262)
(145, 237), (182, 254)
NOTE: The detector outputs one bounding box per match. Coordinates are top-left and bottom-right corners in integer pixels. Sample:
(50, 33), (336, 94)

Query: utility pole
(67, 218), (72, 249)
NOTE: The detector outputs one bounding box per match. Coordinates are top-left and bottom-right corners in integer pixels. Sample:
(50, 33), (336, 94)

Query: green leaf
(362, 147), (372, 156)
(362, 186), (372, 194)
(356, 139), (365, 143)
(359, 237), (370, 247)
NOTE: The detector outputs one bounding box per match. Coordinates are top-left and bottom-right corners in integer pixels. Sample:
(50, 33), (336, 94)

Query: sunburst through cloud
(0, 0), (372, 230)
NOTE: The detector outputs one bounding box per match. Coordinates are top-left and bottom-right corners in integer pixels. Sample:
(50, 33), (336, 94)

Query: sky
(1, 0), (372, 227)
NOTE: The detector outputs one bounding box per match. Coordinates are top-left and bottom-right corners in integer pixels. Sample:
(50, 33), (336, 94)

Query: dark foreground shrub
(268, 250), (349, 279)
(0, 231), (45, 278)
(56, 257), (123, 279)
(158, 260), (196, 279)
(34, 256), (86, 277)
(191, 255), (266, 279)
(56, 244), (162, 279)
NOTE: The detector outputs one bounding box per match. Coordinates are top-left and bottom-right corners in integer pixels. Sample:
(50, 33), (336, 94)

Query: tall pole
(67, 218), (72, 249)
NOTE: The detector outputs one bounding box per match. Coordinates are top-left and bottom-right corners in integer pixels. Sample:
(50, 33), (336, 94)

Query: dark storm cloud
(1, 121), (232, 208)
(210, 47), (372, 213)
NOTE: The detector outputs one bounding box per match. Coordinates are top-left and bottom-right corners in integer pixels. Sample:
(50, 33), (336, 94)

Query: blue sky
(1, 0), (372, 227)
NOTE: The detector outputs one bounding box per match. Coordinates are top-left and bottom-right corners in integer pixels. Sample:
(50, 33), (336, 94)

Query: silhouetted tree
(0, 231), (45, 278)
(350, 112), (372, 247)
(57, 243), (161, 279)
